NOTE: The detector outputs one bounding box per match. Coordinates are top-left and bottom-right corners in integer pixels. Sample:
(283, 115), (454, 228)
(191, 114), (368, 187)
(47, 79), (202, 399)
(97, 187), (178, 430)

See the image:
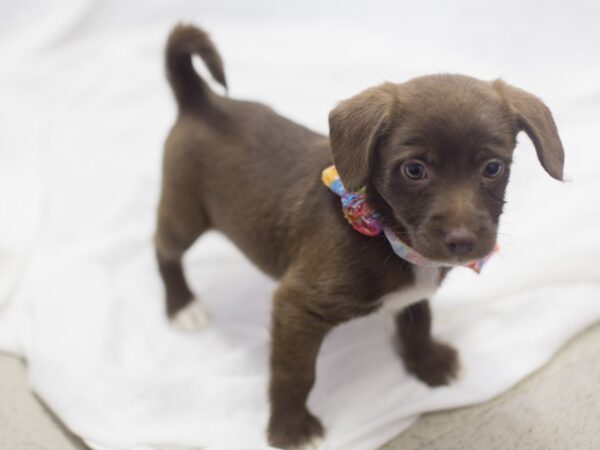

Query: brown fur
(155, 24), (565, 448)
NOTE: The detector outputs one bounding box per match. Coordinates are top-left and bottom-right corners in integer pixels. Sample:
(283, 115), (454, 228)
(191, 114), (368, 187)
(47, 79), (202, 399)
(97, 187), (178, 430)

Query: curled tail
(165, 24), (227, 109)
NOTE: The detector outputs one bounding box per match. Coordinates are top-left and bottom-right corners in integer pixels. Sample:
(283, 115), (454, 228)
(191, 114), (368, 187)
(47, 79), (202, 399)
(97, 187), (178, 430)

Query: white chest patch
(380, 266), (442, 312)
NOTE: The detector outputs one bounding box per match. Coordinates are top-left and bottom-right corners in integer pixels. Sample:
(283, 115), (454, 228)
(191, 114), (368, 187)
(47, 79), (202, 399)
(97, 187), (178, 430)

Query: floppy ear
(328, 83), (397, 191)
(493, 80), (565, 180)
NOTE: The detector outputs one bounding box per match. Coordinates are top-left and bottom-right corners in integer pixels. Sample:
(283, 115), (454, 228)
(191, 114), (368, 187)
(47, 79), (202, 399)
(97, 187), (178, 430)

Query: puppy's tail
(165, 24), (227, 109)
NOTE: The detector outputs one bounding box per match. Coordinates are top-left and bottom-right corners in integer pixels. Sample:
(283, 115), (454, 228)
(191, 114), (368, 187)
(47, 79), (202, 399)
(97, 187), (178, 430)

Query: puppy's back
(162, 25), (332, 277)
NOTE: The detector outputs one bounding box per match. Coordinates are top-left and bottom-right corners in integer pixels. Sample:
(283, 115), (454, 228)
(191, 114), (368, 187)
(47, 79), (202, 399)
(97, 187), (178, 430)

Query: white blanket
(1, 1), (599, 449)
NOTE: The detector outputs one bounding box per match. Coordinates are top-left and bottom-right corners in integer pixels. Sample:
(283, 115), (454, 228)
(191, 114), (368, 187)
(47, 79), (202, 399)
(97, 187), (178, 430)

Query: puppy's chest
(380, 266), (442, 312)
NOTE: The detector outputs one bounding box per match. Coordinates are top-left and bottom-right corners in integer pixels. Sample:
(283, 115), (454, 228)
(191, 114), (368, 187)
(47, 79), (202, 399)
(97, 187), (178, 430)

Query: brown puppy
(155, 24), (564, 449)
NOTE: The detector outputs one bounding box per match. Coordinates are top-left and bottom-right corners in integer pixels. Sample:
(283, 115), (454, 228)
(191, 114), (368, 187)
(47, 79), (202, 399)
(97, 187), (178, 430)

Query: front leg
(395, 299), (459, 386)
(267, 282), (333, 449)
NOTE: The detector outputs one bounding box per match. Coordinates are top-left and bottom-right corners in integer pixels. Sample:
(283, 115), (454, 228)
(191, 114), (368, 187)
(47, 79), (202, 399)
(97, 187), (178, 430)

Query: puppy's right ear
(493, 80), (565, 181)
(328, 83), (397, 191)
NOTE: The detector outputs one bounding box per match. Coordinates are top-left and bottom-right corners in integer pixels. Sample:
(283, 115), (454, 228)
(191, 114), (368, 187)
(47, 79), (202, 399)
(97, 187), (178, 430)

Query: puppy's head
(329, 75), (564, 264)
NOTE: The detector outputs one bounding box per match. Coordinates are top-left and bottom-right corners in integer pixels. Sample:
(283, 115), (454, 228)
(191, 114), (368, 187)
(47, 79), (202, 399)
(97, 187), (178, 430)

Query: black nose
(444, 228), (477, 257)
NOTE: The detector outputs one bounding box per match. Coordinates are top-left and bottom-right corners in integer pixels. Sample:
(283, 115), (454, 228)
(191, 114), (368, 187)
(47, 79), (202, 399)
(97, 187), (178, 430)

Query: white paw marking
(291, 436), (323, 450)
(170, 298), (210, 332)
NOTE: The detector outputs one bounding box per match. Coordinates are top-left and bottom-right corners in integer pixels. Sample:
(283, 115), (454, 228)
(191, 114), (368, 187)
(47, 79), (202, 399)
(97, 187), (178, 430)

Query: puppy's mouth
(384, 214), (497, 266)
(408, 230), (497, 266)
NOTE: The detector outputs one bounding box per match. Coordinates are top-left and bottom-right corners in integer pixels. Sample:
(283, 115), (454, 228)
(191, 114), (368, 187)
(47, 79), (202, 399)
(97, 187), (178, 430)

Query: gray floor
(384, 322), (600, 449)
(0, 357), (87, 450)
(1, 323), (599, 450)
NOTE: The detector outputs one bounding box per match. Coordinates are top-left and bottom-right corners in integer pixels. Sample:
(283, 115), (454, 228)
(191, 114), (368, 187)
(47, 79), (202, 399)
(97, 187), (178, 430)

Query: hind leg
(155, 181), (209, 331)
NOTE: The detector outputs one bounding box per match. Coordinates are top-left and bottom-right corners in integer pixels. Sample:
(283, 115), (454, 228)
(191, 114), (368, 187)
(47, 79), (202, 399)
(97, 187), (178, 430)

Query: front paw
(268, 409), (324, 450)
(403, 340), (459, 386)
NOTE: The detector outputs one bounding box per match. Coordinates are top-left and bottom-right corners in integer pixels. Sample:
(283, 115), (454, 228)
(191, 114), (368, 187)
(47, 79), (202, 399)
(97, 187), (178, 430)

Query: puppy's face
(372, 78), (515, 263)
(329, 75), (564, 264)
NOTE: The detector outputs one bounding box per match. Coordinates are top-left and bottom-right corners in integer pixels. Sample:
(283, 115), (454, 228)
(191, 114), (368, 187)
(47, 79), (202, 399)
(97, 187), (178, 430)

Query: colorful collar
(321, 165), (497, 273)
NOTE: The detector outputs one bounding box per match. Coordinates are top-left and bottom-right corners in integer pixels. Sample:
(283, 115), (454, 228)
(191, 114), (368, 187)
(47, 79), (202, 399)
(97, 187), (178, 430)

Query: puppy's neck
(364, 179), (412, 244)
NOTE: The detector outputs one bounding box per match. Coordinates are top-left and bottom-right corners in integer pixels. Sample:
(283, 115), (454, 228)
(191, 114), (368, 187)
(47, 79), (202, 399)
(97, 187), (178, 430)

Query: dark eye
(483, 160), (503, 178)
(402, 160), (428, 181)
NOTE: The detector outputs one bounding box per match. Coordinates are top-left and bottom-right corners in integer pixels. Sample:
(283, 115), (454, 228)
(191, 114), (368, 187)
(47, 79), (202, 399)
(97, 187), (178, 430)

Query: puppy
(155, 24), (564, 449)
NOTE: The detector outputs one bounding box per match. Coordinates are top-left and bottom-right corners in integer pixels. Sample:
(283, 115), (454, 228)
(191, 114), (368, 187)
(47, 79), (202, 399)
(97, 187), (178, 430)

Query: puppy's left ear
(493, 80), (565, 180)
(329, 83), (397, 191)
